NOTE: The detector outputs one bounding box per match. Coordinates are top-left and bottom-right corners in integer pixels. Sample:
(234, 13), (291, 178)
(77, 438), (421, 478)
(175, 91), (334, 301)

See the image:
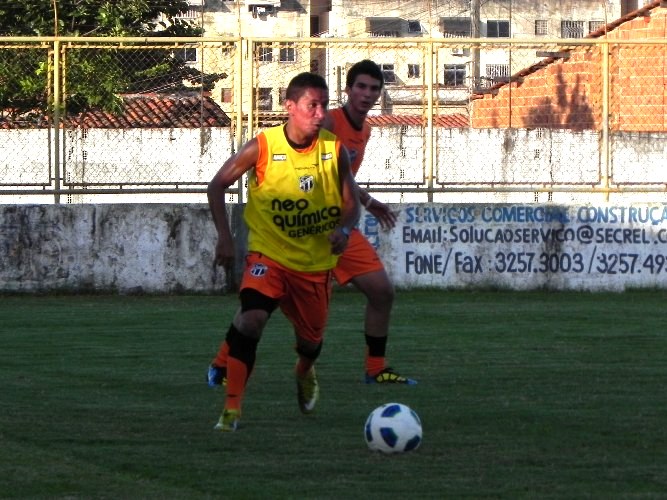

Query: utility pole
(471, 0), (481, 90)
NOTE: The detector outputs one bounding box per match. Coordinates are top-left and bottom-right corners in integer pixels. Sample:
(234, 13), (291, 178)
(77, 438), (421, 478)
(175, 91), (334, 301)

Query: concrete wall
(0, 204), (237, 293)
(3, 202), (667, 293)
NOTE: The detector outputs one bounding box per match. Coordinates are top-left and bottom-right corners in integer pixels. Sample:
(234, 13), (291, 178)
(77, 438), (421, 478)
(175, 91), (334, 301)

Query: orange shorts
(332, 228), (384, 286)
(240, 252), (332, 344)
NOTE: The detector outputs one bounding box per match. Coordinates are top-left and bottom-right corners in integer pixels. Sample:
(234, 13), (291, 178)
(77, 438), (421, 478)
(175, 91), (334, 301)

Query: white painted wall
(2, 127), (665, 205)
(3, 202), (667, 293)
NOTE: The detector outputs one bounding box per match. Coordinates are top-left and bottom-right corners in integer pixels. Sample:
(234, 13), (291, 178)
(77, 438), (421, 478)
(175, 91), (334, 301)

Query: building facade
(175, 0), (654, 115)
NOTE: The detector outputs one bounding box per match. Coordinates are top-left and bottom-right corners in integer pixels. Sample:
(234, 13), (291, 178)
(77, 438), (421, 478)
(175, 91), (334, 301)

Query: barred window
(279, 43), (296, 63)
(175, 9), (198, 19)
(370, 30), (399, 37)
(589, 20), (605, 33)
(535, 20), (548, 36)
(561, 20), (585, 38)
(258, 46), (273, 62)
(408, 64), (420, 79)
(486, 64), (509, 85)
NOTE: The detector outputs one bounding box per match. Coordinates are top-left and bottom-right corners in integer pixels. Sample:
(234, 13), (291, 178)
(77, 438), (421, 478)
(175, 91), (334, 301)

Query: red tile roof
(0, 93), (231, 129)
(69, 94), (231, 128)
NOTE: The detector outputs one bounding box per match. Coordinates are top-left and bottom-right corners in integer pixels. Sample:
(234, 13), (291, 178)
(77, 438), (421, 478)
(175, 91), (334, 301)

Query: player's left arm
(360, 187), (397, 230)
(330, 145), (360, 255)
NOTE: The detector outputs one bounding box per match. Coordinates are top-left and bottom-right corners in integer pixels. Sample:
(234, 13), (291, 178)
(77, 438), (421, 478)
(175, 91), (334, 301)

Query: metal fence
(1, 36), (666, 204)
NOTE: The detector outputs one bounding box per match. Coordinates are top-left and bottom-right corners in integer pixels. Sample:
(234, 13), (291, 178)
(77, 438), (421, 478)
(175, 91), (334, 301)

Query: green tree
(0, 1), (224, 118)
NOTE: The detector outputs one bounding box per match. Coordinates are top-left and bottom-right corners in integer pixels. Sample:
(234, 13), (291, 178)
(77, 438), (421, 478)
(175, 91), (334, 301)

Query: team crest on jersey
(321, 152), (333, 161)
(299, 175), (315, 193)
(272, 154), (287, 161)
(249, 263), (268, 277)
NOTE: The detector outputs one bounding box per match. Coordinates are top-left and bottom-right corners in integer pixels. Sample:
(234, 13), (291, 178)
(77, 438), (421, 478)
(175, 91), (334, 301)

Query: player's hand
(329, 227), (350, 255)
(367, 200), (397, 230)
(213, 238), (235, 272)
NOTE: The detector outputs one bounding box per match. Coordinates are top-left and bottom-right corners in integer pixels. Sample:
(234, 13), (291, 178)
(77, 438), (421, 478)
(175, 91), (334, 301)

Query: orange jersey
(327, 107), (371, 177)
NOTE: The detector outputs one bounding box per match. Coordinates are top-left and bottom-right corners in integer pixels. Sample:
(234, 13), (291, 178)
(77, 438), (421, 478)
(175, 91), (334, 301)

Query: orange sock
(212, 340), (229, 368)
(224, 356), (248, 411)
(366, 355), (385, 376)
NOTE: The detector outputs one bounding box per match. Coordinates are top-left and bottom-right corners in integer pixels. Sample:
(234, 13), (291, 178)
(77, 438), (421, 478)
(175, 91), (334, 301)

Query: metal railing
(1, 36), (666, 204)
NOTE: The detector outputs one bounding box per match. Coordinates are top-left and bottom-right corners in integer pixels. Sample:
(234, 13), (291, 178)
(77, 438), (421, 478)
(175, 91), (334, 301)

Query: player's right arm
(207, 138), (259, 270)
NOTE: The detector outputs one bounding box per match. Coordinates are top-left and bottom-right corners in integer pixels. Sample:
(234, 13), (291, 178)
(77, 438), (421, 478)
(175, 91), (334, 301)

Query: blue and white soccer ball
(364, 402), (422, 454)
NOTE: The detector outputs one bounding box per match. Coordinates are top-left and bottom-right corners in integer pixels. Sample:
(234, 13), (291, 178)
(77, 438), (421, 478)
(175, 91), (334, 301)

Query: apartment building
(178, 0), (653, 115)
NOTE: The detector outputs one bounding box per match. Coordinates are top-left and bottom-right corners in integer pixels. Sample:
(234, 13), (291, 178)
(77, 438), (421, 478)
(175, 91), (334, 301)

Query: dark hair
(285, 72), (328, 102)
(345, 59), (384, 89)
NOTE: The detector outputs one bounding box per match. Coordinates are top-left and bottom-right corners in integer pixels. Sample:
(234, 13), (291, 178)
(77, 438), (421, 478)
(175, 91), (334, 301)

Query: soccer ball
(364, 402), (422, 454)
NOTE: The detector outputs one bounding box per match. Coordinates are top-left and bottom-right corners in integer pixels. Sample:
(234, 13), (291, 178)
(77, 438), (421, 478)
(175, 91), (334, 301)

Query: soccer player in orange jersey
(206, 72), (360, 431)
(322, 60), (416, 385)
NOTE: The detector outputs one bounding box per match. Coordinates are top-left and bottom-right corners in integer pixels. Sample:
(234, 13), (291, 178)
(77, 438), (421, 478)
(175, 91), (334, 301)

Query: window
(561, 20), (585, 38)
(258, 46), (273, 62)
(221, 43), (233, 56)
(221, 88), (233, 103)
(379, 64), (396, 84)
(440, 17), (471, 37)
(257, 88), (272, 110)
(279, 87), (287, 104)
(487, 20), (510, 38)
(486, 64), (509, 85)
(621, 0), (639, 16)
(589, 20), (605, 33)
(279, 43), (296, 63)
(408, 64), (420, 79)
(251, 5), (275, 17)
(407, 20), (421, 33)
(176, 46), (197, 63)
(444, 64), (466, 87)
(535, 20), (548, 36)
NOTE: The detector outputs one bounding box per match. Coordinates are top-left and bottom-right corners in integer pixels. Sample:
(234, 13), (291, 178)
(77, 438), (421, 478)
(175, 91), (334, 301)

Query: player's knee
(237, 288), (277, 335)
(369, 282), (394, 309)
(235, 309), (269, 337)
(296, 341), (323, 361)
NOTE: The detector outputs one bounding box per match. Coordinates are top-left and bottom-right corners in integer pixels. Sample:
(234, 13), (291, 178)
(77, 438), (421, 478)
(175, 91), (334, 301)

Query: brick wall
(472, 4), (667, 132)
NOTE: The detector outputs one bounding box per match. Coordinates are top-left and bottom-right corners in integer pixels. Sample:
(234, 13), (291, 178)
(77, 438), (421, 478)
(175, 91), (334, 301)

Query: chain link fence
(1, 36), (666, 204)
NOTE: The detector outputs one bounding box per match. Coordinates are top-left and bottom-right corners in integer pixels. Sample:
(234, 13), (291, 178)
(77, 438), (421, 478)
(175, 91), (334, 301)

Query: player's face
(286, 87), (329, 140)
(346, 74), (382, 114)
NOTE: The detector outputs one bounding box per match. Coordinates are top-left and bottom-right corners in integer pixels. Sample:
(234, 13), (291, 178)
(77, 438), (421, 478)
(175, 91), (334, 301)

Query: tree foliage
(0, 1), (224, 118)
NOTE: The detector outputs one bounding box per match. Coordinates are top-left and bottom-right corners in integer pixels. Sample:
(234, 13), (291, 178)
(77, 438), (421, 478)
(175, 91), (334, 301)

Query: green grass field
(2, 289), (667, 499)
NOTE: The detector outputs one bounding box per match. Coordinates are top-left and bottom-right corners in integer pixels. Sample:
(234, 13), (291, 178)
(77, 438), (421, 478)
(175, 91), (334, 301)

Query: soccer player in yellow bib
(207, 72), (360, 432)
